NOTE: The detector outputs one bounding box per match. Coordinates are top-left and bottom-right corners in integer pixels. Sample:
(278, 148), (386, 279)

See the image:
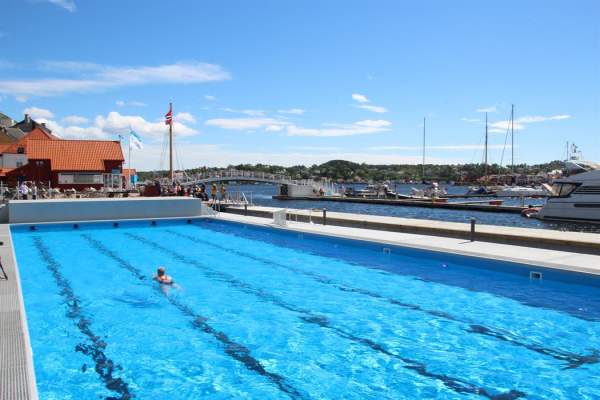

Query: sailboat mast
(169, 101), (174, 183)
(510, 104), (514, 172)
(484, 112), (488, 179)
(422, 117), (426, 181)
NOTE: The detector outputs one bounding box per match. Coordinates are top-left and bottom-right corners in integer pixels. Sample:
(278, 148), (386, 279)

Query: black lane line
(80, 234), (305, 400)
(126, 232), (525, 400)
(168, 229), (599, 370)
(32, 237), (133, 400)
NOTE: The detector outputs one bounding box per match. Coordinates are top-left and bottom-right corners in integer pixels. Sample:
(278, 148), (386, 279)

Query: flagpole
(128, 130), (132, 189)
(169, 101), (173, 184)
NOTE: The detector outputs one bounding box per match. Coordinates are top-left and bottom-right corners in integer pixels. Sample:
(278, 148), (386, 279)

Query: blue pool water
(11, 219), (600, 399)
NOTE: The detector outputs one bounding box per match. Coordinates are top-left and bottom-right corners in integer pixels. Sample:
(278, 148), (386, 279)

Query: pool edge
(0, 224), (38, 400)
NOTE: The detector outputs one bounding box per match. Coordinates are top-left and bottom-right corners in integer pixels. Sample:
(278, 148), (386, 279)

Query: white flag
(129, 131), (143, 150)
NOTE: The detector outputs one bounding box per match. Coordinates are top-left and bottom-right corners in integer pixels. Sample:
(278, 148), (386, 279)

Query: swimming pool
(11, 218), (600, 399)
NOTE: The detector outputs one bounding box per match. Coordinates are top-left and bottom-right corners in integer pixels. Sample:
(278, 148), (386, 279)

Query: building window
(58, 173), (103, 185)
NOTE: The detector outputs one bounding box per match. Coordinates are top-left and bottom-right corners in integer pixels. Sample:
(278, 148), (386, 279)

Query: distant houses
(0, 112), (125, 190)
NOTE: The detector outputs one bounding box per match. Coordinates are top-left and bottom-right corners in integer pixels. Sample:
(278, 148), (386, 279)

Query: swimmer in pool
(153, 267), (173, 285)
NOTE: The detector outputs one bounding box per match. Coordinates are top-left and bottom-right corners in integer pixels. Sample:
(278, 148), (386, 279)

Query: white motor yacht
(537, 169), (600, 223)
(496, 186), (549, 197)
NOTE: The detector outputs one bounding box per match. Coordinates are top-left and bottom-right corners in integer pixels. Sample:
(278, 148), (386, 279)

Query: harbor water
(231, 183), (600, 233)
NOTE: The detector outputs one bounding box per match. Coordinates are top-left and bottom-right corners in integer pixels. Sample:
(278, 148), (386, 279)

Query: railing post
(470, 217), (476, 242)
(322, 208), (327, 225)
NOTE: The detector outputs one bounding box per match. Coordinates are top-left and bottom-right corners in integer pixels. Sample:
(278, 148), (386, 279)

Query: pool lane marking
(167, 229), (599, 370)
(80, 234), (305, 400)
(31, 237), (134, 400)
(126, 231), (525, 400)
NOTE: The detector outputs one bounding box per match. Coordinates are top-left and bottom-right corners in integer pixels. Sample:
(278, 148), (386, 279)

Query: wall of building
(8, 197), (204, 223)
(0, 153), (27, 168)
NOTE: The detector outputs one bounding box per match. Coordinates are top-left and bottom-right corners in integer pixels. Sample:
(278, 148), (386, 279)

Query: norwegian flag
(165, 104), (173, 126)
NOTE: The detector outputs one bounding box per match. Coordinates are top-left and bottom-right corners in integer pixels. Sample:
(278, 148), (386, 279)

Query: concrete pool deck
(225, 205), (600, 255)
(0, 224), (37, 400)
(218, 211), (600, 276)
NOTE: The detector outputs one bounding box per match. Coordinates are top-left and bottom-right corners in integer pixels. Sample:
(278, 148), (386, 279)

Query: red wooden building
(6, 139), (124, 190)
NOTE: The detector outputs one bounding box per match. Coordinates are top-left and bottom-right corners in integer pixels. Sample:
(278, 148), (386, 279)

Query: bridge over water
(180, 169), (320, 187)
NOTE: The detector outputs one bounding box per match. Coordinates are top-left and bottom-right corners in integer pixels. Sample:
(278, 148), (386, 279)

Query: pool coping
(216, 212), (600, 276)
(0, 224), (38, 400)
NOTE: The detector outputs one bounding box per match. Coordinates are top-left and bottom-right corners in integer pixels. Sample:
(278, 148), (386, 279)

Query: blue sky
(0, 0), (598, 170)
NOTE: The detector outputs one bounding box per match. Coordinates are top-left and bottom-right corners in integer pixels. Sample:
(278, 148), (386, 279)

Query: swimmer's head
(157, 267), (165, 276)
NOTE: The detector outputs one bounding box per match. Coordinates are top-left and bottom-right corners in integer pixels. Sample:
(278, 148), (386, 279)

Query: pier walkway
(272, 195), (526, 213)
(225, 205), (600, 256)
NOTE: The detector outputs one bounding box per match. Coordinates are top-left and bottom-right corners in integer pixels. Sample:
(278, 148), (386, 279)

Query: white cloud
(516, 114), (571, 123)
(352, 93), (369, 103)
(62, 115), (88, 125)
(286, 120), (391, 137)
(206, 117), (287, 131)
(204, 95), (216, 101)
(265, 125), (284, 132)
(23, 106), (54, 119)
(175, 112), (196, 124)
(278, 108), (305, 115)
(46, 0), (76, 12)
(356, 104), (388, 113)
(369, 144), (512, 151)
(223, 108), (266, 117)
(0, 61), (230, 98)
(16, 95), (28, 103)
(241, 109), (265, 117)
(476, 106), (497, 113)
(116, 100), (146, 107)
(461, 118), (480, 123)
(488, 114), (571, 133)
(36, 110), (199, 142)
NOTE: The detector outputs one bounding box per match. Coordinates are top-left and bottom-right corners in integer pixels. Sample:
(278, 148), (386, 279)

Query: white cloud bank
(488, 114), (572, 133)
(205, 117), (392, 137)
(23, 106), (54, 119)
(34, 110), (199, 141)
(46, 0), (76, 12)
(0, 61), (230, 98)
(351, 93), (369, 103)
(278, 108), (305, 115)
(351, 93), (388, 113)
(116, 100), (147, 107)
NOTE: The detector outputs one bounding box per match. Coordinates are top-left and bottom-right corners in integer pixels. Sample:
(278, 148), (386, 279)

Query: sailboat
(466, 112), (497, 195)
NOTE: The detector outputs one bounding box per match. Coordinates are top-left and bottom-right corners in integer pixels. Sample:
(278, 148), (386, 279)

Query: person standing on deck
(211, 183), (217, 202)
(19, 182), (29, 200)
(32, 184), (38, 200)
(220, 183), (227, 201)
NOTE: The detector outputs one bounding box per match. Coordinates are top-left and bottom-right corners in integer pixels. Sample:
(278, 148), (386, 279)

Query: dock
(225, 205), (600, 256)
(272, 195), (526, 213)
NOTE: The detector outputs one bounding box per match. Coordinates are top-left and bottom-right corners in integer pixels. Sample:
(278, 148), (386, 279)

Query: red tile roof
(122, 168), (137, 176)
(26, 139), (124, 171)
(23, 127), (60, 141)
